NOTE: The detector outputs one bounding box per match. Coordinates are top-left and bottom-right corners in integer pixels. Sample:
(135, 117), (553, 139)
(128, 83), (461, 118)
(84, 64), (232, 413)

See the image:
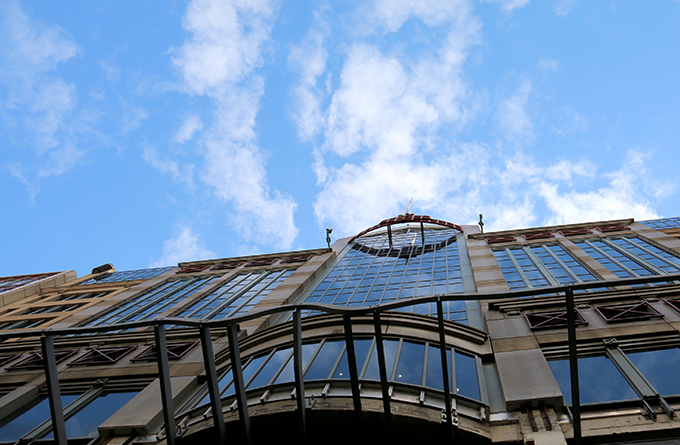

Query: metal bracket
(523, 404), (539, 432)
(440, 409), (459, 427)
(660, 397), (676, 419)
(539, 403), (552, 431)
(304, 396), (315, 409)
(642, 398), (657, 421)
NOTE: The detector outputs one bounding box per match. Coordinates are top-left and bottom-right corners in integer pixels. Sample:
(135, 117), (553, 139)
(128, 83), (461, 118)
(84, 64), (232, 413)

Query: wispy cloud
(143, 145), (195, 187)
(174, 114), (203, 143)
(173, 0), (298, 250)
(484, 0), (531, 14)
(152, 226), (215, 267)
(497, 79), (534, 142)
(538, 58), (560, 73)
(0, 0), (91, 196)
(555, 0), (577, 17)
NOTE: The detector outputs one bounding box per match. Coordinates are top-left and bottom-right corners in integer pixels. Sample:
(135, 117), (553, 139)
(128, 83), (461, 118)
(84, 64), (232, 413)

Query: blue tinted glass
(248, 348), (292, 389)
(627, 349), (680, 396)
(0, 395), (78, 441)
(304, 341), (345, 380)
(333, 340), (372, 379)
(455, 352), (480, 400)
(62, 392), (137, 438)
(395, 342), (425, 385)
(548, 356), (637, 404)
(363, 340), (399, 381)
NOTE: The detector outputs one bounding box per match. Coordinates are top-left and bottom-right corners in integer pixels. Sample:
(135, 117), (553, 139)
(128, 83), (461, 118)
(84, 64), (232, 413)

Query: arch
(349, 214), (463, 242)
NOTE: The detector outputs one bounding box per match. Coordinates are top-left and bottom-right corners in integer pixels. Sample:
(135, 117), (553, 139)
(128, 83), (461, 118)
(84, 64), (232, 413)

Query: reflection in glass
(395, 342), (425, 385)
(627, 348), (680, 396)
(0, 395), (78, 441)
(455, 352), (480, 400)
(549, 356), (637, 405)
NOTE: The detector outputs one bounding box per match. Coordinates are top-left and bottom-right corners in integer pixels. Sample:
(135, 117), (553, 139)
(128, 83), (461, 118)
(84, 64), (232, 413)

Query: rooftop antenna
(402, 198), (413, 217)
(326, 228), (333, 248)
(478, 214), (484, 233)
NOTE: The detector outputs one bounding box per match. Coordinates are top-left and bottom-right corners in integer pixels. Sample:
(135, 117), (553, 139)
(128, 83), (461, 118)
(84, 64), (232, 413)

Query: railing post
(227, 323), (252, 444)
(154, 323), (176, 445)
(199, 325), (226, 445)
(372, 312), (392, 430)
(436, 298), (455, 442)
(41, 334), (67, 445)
(565, 288), (582, 444)
(343, 314), (363, 437)
(293, 308), (308, 443)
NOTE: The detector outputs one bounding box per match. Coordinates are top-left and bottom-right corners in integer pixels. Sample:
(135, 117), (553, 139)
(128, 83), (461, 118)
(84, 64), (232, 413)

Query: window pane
(332, 340), (372, 379)
(0, 395), (78, 441)
(627, 348), (680, 396)
(394, 341), (425, 385)
(363, 340), (399, 381)
(304, 341), (344, 381)
(62, 392), (138, 438)
(548, 356), (637, 405)
(455, 352), (480, 400)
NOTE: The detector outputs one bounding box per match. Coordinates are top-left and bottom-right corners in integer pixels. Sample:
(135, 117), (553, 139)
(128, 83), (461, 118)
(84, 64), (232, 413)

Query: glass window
(394, 341), (425, 386)
(78, 267), (174, 285)
(574, 237), (680, 280)
(494, 244), (597, 291)
(0, 396), (77, 441)
(639, 217), (680, 230)
(626, 348), (680, 396)
(302, 227), (468, 321)
(548, 356), (637, 405)
(175, 269), (294, 320)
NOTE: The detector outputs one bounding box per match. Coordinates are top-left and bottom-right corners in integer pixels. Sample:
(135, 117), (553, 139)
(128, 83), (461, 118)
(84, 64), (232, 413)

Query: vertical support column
(293, 309), (308, 443)
(41, 334), (67, 445)
(387, 225), (393, 248)
(154, 324), (176, 445)
(227, 323), (252, 445)
(199, 325), (226, 445)
(343, 314), (363, 434)
(436, 298), (455, 442)
(565, 288), (582, 444)
(420, 221), (426, 246)
(372, 312), (392, 429)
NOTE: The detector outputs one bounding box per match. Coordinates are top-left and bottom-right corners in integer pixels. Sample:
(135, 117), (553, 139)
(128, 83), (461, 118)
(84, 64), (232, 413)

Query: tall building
(2, 214), (680, 445)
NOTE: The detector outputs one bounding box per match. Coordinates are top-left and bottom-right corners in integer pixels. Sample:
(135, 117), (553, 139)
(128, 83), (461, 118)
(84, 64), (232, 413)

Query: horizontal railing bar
(1, 273), (679, 341)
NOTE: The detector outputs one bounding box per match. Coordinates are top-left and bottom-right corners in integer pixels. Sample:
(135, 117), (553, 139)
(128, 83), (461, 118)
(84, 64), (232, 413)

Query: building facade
(1, 215), (680, 444)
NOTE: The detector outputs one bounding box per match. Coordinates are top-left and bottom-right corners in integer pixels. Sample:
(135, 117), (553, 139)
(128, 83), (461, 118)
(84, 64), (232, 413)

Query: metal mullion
(302, 340), (325, 377)
(620, 238), (680, 271)
(205, 271), (272, 319)
(350, 241), (379, 306)
(600, 238), (665, 275)
(421, 343), (429, 387)
(361, 237), (391, 305)
(266, 349), (295, 386)
(390, 339), (404, 381)
(245, 350), (277, 388)
(223, 270), (288, 319)
(583, 239), (640, 277)
(605, 346), (657, 398)
(378, 239), (404, 303)
(328, 343), (347, 379)
(436, 299), (454, 441)
(184, 273), (252, 318)
(505, 248), (536, 289)
(22, 385), (105, 442)
(565, 288), (581, 445)
(524, 246), (560, 286)
(111, 279), (198, 325)
(540, 245), (584, 283)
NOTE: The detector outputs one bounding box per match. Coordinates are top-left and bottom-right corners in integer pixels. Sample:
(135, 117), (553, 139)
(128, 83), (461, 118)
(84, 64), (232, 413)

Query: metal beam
(227, 323), (252, 445)
(154, 324), (176, 445)
(372, 312), (392, 429)
(436, 298), (455, 442)
(343, 314), (363, 436)
(199, 325), (226, 445)
(293, 309), (308, 443)
(40, 334), (67, 445)
(565, 288), (581, 444)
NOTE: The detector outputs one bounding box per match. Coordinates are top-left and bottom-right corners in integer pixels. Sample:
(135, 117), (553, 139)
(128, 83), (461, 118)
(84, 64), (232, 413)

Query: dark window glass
(56, 392), (137, 438)
(0, 395), (78, 441)
(455, 352), (480, 400)
(363, 340), (399, 381)
(627, 348), (680, 396)
(395, 342), (425, 385)
(247, 348), (292, 389)
(304, 341), (344, 381)
(548, 356), (637, 405)
(332, 340), (372, 380)
(425, 346), (451, 391)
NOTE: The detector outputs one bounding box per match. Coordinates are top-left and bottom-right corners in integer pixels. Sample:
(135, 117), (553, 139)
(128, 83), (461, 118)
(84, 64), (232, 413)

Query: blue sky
(2, 0), (679, 277)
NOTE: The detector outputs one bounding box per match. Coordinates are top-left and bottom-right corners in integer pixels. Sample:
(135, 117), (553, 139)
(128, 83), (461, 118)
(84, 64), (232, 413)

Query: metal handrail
(2, 272), (680, 445)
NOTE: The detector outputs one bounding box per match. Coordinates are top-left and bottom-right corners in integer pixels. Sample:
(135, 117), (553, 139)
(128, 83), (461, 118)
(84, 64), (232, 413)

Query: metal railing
(2, 273), (680, 445)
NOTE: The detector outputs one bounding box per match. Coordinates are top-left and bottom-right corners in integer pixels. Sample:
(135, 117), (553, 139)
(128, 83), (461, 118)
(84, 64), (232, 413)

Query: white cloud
(152, 226), (216, 267)
(538, 58), (560, 72)
(0, 1), (89, 196)
(555, 0), (577, 17)
(143, 145), (195, 187)
(121, 101), (149, 135)
(173, 0), (299, 250)
(497, 79), (533, 141)
(174, 114), (203, 143)
(484, 0), (531, 14)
